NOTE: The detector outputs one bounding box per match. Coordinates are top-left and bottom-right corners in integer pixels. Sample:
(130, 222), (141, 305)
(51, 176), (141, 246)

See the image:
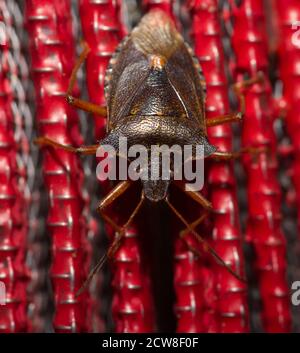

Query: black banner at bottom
(0, 333), (293, 351)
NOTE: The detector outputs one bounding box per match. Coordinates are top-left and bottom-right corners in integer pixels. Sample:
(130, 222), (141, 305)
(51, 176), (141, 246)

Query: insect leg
(97, 180), (133, 228)
(66, 96), (107, 116)
(97, 189), (144, 258)
(173, 181), (213, 210)
(66, 41), (107, 116)
(76, 187), (143, 297)
(206, 112), (242, 127)
(179, 212), (209, 238)
(206, 73), (264, 127)
(34, 137), (98, 155)
(209, 146), (268, 161)
(165, 198), (246, 283)
(209, 150), (241, 160)
(232, 72), (264, 114)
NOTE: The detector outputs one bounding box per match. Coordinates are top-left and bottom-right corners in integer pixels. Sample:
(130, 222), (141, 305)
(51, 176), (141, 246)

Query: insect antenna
(165, 198), (246, 283)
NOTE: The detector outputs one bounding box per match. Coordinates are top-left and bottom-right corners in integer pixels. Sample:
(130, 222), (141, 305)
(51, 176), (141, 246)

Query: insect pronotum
(35, 9), (261, 293)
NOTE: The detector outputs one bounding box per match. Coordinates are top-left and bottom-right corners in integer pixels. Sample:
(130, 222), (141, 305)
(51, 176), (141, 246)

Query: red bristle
(0, 0), (31, 332)
(25, 0), (91, 332)
(276, 0), (300, 231)
(189, 0), (249, 332)
(230, 0), (291, 332)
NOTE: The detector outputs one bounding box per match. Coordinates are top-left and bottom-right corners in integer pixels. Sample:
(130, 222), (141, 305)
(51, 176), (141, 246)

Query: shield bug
(35, 9), (251, 291)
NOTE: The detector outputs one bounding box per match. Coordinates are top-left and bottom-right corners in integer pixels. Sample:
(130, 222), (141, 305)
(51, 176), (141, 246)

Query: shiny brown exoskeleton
(36, 10), (251, 291)
(101, 10), (216, 202)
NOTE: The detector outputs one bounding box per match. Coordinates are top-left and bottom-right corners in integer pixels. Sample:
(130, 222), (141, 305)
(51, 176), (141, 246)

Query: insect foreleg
(66, 41), (107, 117)
(34, 137), (98, 155)
(174, 181), (213, 210)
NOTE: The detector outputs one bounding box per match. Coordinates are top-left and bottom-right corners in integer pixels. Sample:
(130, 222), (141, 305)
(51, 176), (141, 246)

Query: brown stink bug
(35, 9), (258, 291)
